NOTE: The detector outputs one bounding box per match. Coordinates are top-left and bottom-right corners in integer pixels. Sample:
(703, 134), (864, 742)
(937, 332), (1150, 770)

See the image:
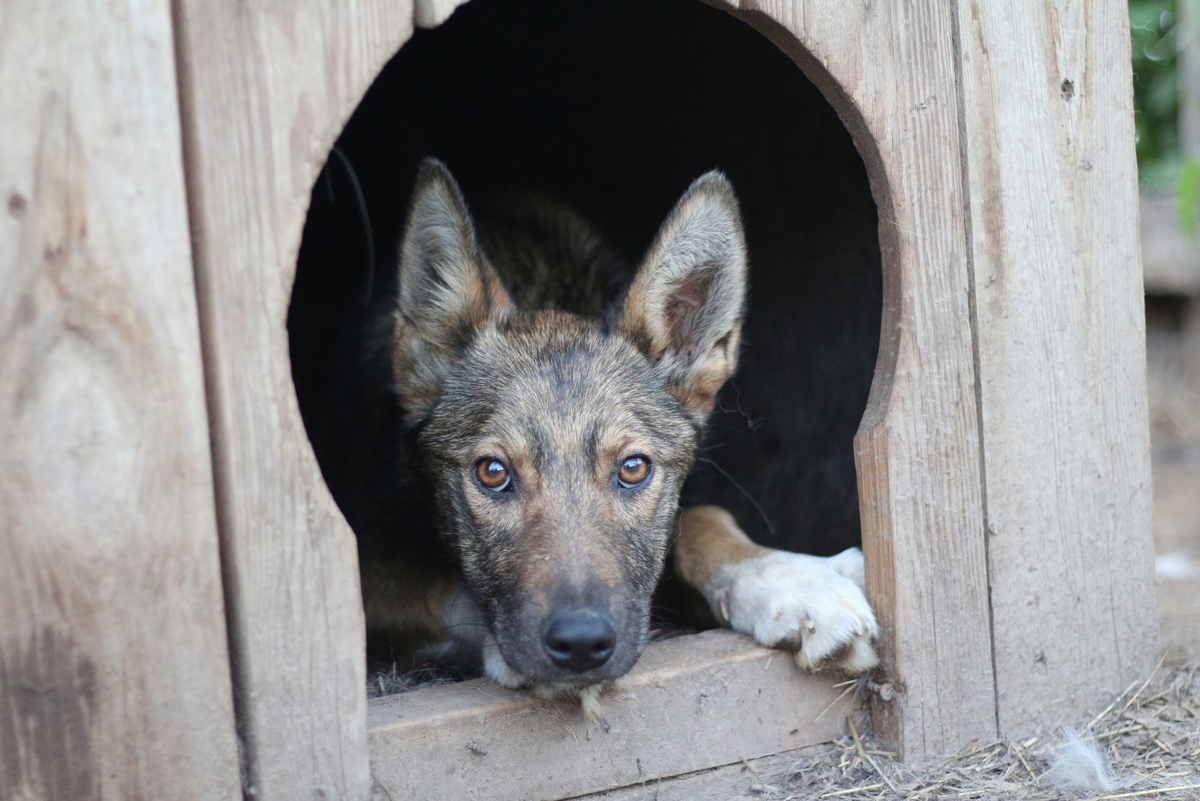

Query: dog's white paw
(710, 547), (878, 674)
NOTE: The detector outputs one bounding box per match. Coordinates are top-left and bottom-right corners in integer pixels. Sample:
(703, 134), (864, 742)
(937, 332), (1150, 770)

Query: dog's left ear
(618, 171), (748, 422)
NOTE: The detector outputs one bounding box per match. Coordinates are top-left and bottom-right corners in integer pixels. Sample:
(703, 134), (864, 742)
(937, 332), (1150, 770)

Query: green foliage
(1131, 0), (1180, 187)
(1179, 158), (1199, 236)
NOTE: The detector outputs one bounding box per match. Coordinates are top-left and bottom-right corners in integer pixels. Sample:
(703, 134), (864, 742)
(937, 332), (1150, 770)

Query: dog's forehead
(453, 314), (688, 454)
(496, 330), (662, 428)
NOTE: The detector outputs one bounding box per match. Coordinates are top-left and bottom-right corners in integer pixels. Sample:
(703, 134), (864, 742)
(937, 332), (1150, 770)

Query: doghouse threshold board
(367, 628), (861, 800)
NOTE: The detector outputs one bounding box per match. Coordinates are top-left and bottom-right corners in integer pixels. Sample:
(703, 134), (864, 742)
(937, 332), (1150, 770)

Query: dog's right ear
(392, 158), (513, 421)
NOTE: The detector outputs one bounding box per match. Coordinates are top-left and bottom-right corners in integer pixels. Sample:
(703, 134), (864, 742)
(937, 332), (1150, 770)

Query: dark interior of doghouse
(288, 0), (881, 683)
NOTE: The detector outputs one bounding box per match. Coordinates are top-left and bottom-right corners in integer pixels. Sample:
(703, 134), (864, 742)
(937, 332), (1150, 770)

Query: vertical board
(955, 0), (1158, 731)
(1180, 0), (1200, 158)
(728, 0), (997, 759)
(0, 2), (241, 799)
(170, 2), (415, 798)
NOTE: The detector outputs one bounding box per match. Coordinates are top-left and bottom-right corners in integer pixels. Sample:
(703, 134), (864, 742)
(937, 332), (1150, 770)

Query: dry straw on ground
(746, 661), (1200, 801)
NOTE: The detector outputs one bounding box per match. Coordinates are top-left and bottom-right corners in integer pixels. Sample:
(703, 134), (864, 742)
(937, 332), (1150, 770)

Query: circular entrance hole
(288, 0), (881, 681)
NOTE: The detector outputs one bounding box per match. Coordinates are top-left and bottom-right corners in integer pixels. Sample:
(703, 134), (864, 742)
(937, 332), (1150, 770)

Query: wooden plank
(1140, 192), (1200, 295)
(0, 2), (240, 799)
(170, 2), (415, 799)
(718, 1), (997, 759)
(367, 630), (859, 801)
(955, 0), (1158, 733)
(571, 747), (830, 801)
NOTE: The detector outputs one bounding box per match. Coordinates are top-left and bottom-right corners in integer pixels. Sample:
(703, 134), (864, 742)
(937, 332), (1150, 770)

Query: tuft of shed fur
(1042, 728), (1114, 794)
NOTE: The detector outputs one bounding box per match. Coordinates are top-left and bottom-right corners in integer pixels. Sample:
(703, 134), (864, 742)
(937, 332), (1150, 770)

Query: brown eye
(617, 455), (650, 488)
(476, 458), (511, 492)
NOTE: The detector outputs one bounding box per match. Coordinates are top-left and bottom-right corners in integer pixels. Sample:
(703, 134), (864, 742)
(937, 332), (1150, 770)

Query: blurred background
(1131, 0), (1200, 663)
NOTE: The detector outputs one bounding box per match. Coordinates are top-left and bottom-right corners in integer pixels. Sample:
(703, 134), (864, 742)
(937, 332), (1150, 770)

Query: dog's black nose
(543, 609), (616, 671)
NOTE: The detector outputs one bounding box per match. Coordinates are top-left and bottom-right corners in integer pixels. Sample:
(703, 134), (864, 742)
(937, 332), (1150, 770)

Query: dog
(352, 157), (878, 704)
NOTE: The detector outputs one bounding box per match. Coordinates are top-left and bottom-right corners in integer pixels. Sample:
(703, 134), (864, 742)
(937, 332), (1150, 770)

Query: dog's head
(391, 159), (746, 686)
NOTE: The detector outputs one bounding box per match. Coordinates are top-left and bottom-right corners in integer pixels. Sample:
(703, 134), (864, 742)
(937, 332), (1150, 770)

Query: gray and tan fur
(370, 158), (877, 700)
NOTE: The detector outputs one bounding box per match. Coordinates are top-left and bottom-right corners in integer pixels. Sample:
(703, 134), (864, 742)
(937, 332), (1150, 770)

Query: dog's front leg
(673, 505), (879, 673)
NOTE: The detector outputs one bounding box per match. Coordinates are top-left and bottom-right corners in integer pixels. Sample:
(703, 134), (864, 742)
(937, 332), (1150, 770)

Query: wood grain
(368, 630), (860, 801)
(955, 0), (1158, 732)
(721, 1), (998, 759)
(171, 2), (415, 798)
(572, 747), (833, 801)
(0, 1), (240, 798)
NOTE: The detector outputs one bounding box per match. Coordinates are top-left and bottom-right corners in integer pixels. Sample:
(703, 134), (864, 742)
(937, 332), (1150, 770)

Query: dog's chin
(481, 642), (632, 722)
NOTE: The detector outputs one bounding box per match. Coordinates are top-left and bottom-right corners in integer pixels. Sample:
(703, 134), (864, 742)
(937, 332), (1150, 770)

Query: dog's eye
(476, 458), (511, 492)
(617, 455), (651, 488)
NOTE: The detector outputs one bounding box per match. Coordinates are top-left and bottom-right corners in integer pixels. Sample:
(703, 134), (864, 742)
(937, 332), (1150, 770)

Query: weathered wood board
(368, 630), (860, 801)
(570, 747), (831, 801)
(955, 0), (1158, 732)
(721, 0), (998, 759)
(0, 1), (240, 798)
(1141, 192), (1200, 295)
(171, 2), (417, 798)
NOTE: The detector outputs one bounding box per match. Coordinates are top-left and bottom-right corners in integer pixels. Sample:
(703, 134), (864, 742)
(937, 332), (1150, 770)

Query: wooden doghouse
(2, 1), (1157, 799)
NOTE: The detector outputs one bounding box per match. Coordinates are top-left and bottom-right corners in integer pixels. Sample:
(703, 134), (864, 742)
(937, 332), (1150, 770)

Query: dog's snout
(543, 609), (616, 672)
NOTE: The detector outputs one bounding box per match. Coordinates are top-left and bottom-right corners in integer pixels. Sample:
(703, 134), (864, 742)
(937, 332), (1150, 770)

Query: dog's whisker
(694, 456), (777, 537)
